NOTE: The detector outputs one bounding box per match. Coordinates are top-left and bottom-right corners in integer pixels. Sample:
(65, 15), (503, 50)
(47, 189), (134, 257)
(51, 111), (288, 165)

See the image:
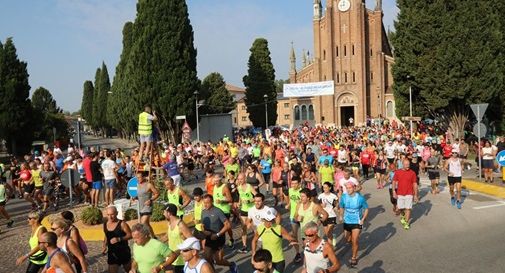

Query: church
(288, 0), (395, 127)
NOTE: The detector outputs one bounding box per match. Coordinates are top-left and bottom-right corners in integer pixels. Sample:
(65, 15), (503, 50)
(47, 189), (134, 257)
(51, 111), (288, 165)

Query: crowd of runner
(2, 120), (505, 273)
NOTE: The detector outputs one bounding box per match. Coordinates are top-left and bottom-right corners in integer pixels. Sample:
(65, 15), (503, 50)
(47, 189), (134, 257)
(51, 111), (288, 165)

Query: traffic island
(462, 179), (505, 199)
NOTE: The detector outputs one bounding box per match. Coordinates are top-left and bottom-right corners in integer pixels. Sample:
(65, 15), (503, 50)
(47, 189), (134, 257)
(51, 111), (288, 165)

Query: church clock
(337, 0), (351, 12)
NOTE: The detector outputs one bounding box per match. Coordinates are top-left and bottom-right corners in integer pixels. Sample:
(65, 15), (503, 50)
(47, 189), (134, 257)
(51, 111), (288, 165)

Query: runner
(271, 160), (283, 206)
(294, 188), (328, 241)
(392, 159), (418, 229)
(245, 164), (266, 192)
(0, 178), (14, 231)
(136, 172), (160, 237)
(178, 237), (214, 273)
(318, 182), (338, 246)
(426, 148), (441, 194)
(40, 162), (57, 211)
(39, 232), (75, 273)
(102, 206), (132, 273)
(162, 203), (193, 273)
(444, 150), (464, 209)
(237, 173), (256, 253)
(16, 211), (47, 273)
(302, 221), (341, 273)
(251, 249), (279, 273)
(251, 207), (298, 273)
(339, 182), (369, 267)
(51, 218), (88, 273)
(284, 178), (303, 263)
(130, 223), (176, 273)
(200, 194), (238, 273)
(260, 154), (273, 194)
(165, 176), (191, 219)
(212, 174), (234, 248)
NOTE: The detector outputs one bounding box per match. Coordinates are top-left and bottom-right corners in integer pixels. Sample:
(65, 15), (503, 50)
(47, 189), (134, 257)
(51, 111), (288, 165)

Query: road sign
(497, 150), (505, 167)
(176, 115), (186, 120)
(470, 103), (488, 121)
(127, 177), (139, 198)
(473, 123), (486, 138)
(401, 116), (422, 122)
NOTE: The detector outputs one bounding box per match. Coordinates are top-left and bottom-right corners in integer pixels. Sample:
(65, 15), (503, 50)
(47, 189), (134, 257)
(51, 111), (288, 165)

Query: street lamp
(193, 91), (204, 143)
(264, 94), (268, 130)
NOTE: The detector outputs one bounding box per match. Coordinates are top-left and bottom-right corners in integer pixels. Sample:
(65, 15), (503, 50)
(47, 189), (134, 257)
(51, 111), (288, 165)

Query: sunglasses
(305, 233), (316, 237)
(51, 227), (59, 231)
(28, 217), (35, 220)
(181, 248), (193, 252)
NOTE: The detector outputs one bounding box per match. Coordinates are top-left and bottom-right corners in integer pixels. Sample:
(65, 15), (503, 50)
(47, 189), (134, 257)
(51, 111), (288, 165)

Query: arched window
(336, 73), (340, 83)
(301, 105), (308, 120)
(386, 101), (394, 117)
(294, 105), (300, 120)
(308, 105), (315, 120)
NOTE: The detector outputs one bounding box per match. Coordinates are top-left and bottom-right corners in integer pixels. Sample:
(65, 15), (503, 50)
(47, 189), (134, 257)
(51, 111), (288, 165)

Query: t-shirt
(90, 161), (102, 182)
(248, 205), (272, 227)
(225, 163), (240, 176)
(260, 159), (272, 174)
(318, 155), (333, 165)
(101, 159), (116, 180)
(201, 206), (227, 233)
(82, 157), (92, 182)
(339, 193), (368, 224)
(318, 192), (338, 218)
(133, 239), (172, 273)
(163, 162), (179, 177)
(393, 169), (417, 196)
(319, 165), (334, 183)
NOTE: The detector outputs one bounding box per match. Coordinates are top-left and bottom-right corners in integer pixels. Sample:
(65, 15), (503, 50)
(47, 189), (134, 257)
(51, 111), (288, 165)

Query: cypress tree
(243, 38), (277, 128)
(80, 81), (94, 124)
(0, 38), (34, 154)
(91, 67), (101, 129)
(31, 87), (68, 142)
(201, 72), (235, 114)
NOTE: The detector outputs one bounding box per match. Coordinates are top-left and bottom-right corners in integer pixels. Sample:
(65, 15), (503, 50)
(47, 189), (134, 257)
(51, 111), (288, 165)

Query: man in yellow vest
(138, 105), (157, 162)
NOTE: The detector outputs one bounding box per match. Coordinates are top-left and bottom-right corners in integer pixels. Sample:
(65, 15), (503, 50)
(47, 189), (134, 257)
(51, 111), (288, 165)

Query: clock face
(338, 0), (351, 12)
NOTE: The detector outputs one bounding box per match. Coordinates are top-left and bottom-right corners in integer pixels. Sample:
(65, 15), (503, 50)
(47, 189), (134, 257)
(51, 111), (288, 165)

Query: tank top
(167, 220), (185, 266)
(303, 171), (315, 190)
(32, 169), (43, 187)
(238, 184), (254, 212)
(45, 249), (65, 273)
(448, 158), (462, 177)
(213, 184), (230, 213)
(103, 220), (130, 253)
(194, 201), (203, 231)
(288, 188), (302, 219)
(167, 187), (183, 216)
(0, 184), (5, 203)
(298, 202), (316, 233)
(280, 171), (289, 184)
(304, 239), (330, 273)
(137, 182), (152, 213)
(29, 225), (48, 264)
(257, 223), (284, 263)
(246, 172), (259, 186)
(184, 258), (208, 273)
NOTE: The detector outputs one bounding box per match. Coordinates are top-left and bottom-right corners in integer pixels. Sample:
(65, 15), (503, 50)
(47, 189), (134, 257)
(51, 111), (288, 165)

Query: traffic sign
(470, 103), (488, 121)
(401, 116), (422, 122)
(176, 115), (186, 120)
(127, 177), (139, 198)
(497, 150), (505, 167)
(473, 123), (486, 138)
(61, 169), (79, 187)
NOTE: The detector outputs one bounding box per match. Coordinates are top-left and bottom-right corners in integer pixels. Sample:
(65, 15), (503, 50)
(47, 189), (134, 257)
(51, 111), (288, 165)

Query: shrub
(80, 207), (103, 225)
(124, 208), (138, 221)
(151, 202), (166, 222)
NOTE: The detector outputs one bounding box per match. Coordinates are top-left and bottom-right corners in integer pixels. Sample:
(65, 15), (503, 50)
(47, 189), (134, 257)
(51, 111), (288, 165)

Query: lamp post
(193, 91), (200, 143)
(264, 94), (268, 130)
(77, 117), (82, 150)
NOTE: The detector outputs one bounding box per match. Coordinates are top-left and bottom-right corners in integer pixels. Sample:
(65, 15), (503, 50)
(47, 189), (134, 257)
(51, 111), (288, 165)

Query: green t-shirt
(288, 188), (302, 219)
(319, 165), (334, 183)
(225, 163), (240, 176)
(133, 239), (172, 273)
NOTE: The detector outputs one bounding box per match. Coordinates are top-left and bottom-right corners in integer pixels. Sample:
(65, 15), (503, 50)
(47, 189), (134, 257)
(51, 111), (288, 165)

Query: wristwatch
(216, 232), (221, 237)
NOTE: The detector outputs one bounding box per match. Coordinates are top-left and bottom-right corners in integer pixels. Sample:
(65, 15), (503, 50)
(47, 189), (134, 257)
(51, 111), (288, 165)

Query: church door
(340, 106), (354, 127)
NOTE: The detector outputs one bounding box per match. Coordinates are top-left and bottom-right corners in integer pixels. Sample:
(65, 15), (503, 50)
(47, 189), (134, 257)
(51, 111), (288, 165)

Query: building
(288, 0), (395, 127)
(233, 94), (291, 128)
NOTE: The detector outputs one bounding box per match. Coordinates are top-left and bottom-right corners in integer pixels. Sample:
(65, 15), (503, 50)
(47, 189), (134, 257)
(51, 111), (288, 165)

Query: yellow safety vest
(138, 112), (152, 136)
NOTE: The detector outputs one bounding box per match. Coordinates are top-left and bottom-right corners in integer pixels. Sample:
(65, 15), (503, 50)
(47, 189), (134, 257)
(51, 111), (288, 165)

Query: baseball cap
(261, 207), (277, 221)
(451, 149), (458, 153)
(177, 237), (201, 251)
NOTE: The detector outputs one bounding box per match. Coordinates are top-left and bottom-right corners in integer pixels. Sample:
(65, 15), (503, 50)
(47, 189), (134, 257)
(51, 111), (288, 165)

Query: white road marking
(473, 201), (505, 210)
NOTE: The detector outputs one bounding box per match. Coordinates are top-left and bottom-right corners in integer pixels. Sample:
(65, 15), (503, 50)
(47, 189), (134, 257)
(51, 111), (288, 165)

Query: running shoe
(403, 223), (410, 230)
(456, 201), (462, 209)
(400, 216), (407, 226)
(350, 257), (358, 267)
(238, 246), (248, 253)
(7, 220), (14, 228)
(451, 197), (456, 206)
(230, 262), (239, 273)
(294, 253), (303, 263)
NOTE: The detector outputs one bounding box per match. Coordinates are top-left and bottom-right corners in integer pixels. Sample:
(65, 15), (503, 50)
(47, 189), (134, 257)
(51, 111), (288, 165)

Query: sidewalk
(462, 167), (505, 199)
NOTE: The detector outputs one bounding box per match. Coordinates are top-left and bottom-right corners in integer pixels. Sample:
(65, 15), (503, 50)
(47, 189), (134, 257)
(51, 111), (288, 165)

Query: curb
(462, 179), (505, 199)
(42, 214), (195, 241)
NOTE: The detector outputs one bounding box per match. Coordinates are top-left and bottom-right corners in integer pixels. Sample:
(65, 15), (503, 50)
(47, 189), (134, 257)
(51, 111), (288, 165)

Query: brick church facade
(288, 0), (395, 127)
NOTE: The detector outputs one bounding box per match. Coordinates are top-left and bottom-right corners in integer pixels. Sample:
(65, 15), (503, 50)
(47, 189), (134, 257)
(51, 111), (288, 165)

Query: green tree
(0, 38), (34, 155)
(91, 62), (110, 134)
(274, 79), (289, 93)
(80, 80), (94, 124)
(243, 38), (277, 128)
(392, 0), (504, 137)
(31, 87), (69, 143)
(200, 72), (235, 114)
(108, 0), (199, 142)
(32, 87), (60, 114)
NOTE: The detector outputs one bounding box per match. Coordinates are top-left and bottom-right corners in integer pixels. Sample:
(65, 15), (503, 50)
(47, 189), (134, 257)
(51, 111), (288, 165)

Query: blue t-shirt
(339, 193), (368, 224)
(55, 158), (64, 173)
(163, 162), (179, 176)
(260, 159), (272, 174)
(318, 155), (334, 165)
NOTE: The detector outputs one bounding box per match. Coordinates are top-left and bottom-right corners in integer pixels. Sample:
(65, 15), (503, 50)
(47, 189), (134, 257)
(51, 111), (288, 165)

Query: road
(1, 136), (505, 272)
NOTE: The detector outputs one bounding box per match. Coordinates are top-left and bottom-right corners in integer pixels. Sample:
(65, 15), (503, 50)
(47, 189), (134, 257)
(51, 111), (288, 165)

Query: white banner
(283, 80), (334, 97)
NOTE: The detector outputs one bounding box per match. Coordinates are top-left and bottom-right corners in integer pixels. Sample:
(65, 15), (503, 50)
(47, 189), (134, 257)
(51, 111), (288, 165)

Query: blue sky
(0, 0), (398, 112)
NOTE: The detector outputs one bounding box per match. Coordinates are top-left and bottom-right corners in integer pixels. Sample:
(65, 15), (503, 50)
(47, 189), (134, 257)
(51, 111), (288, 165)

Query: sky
(0, 0), (398, 112)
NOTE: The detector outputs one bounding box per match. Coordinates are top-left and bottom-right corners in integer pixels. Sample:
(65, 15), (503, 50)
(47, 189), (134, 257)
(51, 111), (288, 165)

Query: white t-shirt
(101, 158), (116, 180)
(337, 149), (348, 163)
(248, 205), (272, 227)
(384, 145), (396, 158)
(318, 192), (338, 218)
(338, 176), (359, 195)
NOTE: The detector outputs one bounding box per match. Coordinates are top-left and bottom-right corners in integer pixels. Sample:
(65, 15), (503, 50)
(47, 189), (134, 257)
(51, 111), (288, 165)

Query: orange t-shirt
(205, 176), (214, 195)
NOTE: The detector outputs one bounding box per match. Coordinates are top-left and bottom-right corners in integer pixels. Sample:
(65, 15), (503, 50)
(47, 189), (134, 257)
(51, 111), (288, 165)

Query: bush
(151, 202), (166, 222)
(80, 207), (103, 225)
(124, 208), (138, 221)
